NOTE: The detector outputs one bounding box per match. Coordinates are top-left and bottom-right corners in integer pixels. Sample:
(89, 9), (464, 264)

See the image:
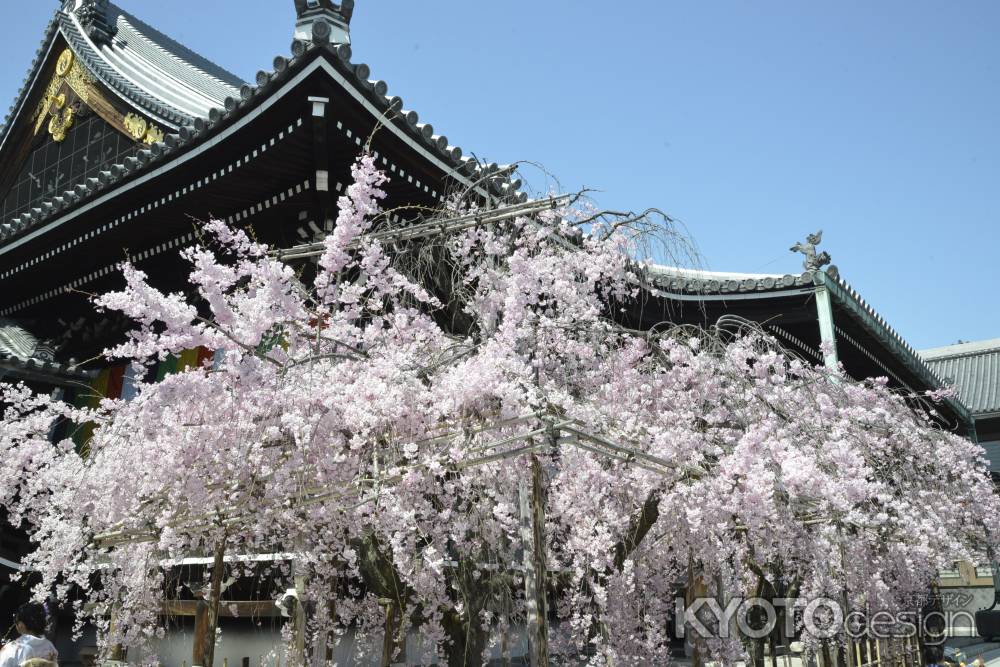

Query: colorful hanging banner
(71, 347), (218, 450)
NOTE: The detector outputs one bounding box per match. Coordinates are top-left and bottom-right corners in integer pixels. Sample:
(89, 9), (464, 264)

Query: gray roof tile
(99, 5), (244, 118)
(921, 339), (1000, 416)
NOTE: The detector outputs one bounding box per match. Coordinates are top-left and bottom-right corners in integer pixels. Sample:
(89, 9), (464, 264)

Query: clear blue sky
(3, 1), (998, 349)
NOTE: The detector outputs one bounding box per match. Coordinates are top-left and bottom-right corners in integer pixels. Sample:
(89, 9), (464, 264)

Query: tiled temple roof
(921, 339), (1000, 416)
(0, 2), (520, 246)
(0, 2), (243, 148)
(69, 3), (245, 123)
(646, 263), (973, 427)
(0, 320), (94, 382)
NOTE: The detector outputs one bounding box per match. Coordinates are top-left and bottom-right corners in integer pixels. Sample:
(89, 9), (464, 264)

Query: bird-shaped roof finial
(790, 230), (832, 272)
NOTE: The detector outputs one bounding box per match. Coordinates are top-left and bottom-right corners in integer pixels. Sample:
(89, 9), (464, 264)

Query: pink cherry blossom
(0, 153), (995, 666)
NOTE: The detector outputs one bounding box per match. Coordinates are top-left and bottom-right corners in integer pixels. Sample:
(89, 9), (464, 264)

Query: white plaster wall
(150, 621), (531, 667)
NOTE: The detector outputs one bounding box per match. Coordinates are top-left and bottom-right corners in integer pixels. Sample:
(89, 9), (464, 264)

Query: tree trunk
(442, 608), (489, 667)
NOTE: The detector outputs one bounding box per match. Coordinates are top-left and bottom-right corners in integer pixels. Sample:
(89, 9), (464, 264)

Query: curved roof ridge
(61, 4), (245, 123)
(59, 11), (192, 126)
(98, 32), (226, 118)
(648, 264), (786, 281)
(107, 4), (245, 90)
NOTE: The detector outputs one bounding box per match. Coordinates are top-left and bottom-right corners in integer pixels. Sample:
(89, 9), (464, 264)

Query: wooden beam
(161, 600), (280, 618)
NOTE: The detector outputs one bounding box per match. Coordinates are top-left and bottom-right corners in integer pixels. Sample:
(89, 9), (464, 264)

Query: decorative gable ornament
(72, 0), (118, 47)
(124, 113), (165, 145)
(34, 48), (98, 143)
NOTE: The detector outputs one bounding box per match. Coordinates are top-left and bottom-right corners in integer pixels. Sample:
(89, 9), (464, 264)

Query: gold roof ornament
(56, 49), (74, 77)
(144, 123), (164, 144)
(123, 112), (147, 140)
(47, 106), (75, 143)
(124, 112), (165, 145)
(33, 48), (98, 143)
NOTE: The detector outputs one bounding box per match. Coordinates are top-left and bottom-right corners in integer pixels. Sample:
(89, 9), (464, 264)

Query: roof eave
(0, 356), (95, 386)
(0, 41), (508, 252)
(815, 271), (975, 429)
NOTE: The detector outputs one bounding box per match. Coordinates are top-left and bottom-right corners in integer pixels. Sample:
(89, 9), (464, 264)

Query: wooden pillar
(379, 601), (406, 667)
(193, 600), (210, 667)
(841, 590), (853, 667)
(207, 544), (226, 667)
(324, 580), (339, 665)
(290, 548), (310, 667)
(194, 543), (226, 667)
(685, 561), (708, 667)
(519, 455), (549, 667)
(107, 608), (126, 664)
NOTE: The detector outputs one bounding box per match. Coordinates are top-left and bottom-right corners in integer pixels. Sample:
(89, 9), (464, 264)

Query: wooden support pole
(193, 600), (210, 667)
(193, 543), (226, 667)
(519, 454), (549, 667)
(291, 546), (309, 667)
(325, 583), (337, 665)
(206, 543), (227, 667)
(107, 607), (126, 664)
(379, 601), (406, 667)
(685, 560), (707, 667)
(842, 590), (853, 667)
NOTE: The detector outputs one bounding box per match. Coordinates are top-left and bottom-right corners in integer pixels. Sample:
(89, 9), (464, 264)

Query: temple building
(0, 1), (522, 662)
(0, 0), (992, 664)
